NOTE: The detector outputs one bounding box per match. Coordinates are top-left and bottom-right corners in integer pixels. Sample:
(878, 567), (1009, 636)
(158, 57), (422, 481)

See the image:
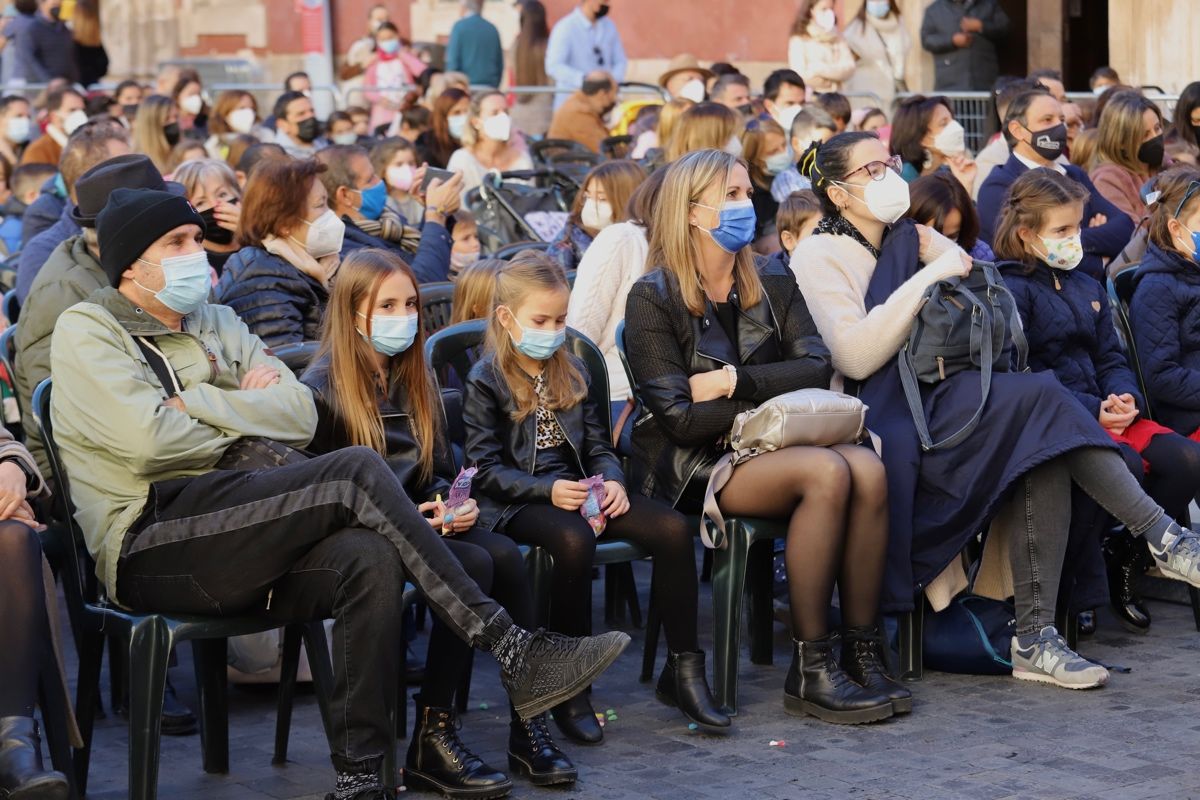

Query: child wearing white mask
(546, 161), (646, 273)
(371, 137), (426, 225)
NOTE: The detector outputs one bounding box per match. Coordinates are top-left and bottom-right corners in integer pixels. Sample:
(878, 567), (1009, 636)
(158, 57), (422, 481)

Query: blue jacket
(21, 175), (65, 249)
(977, 155), (1134, 282)
(214, 246), (327, 348)
(1001, 259), (1142, 420)
(339, 217), (452, 284)
(445, 13), (504, 88)
(16, 203), (79, 302)
(545, 223), (593, 272)
(1129, 242), (1200, 435)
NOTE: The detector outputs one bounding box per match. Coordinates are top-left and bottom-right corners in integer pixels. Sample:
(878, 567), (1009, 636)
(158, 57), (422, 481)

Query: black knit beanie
(96, 188), (206, 287)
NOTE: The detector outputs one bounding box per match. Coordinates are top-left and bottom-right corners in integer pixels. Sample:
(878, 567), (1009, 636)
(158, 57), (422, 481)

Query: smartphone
(420, 167), (456, 193)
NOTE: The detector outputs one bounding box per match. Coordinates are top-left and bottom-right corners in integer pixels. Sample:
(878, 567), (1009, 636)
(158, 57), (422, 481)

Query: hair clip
(1145, 190), (1162, 206)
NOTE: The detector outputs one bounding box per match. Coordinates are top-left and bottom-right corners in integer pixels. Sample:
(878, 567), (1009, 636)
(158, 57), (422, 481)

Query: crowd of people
(5, 1), (1200, 800)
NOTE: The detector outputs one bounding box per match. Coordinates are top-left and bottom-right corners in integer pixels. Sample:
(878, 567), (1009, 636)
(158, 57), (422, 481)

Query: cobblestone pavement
(72, 560), (1200, 800)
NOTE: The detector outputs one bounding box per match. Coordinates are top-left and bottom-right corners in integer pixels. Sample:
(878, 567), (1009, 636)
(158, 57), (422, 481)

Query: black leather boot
(783, 635), (893, 725)
(0, 716), (68, 800)
(655, 651), (731, 728)
(840, 626), (913, 715)
(549, 692), (602, 744)
(1105, 534), (1151, 633)
(404, 699), (512, 799)
(506, 709), (576, 786)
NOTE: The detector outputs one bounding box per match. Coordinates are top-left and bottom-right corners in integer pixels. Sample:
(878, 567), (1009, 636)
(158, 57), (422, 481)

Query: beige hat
(658, 54), (715, 89)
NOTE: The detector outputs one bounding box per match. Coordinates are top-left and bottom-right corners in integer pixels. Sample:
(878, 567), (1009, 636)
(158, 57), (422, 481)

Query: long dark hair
(906, 172), (981, 251)
(799, 131), (877, 216)
(513, 1), (550, 93)
(889, 95), (951, 168)
(428, 88), (469, 168)
(1172, 81), (1200, 150)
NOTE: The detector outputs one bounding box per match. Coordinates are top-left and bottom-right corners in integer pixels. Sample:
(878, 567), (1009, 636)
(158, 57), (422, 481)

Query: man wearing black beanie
(46, 187), (630, 799)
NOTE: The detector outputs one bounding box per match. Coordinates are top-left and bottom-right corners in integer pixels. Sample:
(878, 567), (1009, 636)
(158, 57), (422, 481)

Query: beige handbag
(700, 388), (868, 548)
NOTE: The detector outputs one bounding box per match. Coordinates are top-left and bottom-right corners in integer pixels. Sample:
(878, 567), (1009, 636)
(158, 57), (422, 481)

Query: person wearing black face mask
(272, 91), (321, 158)
(977, 89), (1134, 281)
(172, 158), (243, 276)
(1090, 90), (1170, 224)
(163, 121), (181, 147)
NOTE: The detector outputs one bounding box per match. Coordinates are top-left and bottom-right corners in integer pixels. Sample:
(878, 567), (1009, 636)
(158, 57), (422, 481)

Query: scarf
(805, 23), (840, 44)
(262, 234), (339, 288)
(866, 13), (907, 82)
(355, 207), (422, 253)
(815, 214), (881, 260)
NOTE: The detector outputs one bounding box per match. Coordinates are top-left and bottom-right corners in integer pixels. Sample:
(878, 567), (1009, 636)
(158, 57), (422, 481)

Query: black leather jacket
(622, 262), (833, 510)
(464, 352), (624, 531)
(301, 355), (454, 502)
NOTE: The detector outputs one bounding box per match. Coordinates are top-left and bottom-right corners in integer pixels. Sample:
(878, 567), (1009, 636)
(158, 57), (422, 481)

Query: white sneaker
(1011, 626), (1108, 689)
(1147, 524), (1200, 588)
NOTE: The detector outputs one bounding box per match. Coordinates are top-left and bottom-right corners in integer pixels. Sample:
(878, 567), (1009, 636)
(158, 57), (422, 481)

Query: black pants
(116, 447), (511, 771)
(425, 529), (535, 709)
(0, 521), (49, 718)
(503, 495), (699, 651)
(1140, 434), (1200, 521)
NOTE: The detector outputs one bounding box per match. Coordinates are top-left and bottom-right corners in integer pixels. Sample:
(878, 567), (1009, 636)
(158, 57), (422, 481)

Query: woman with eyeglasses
(793, 132), (1200, 691)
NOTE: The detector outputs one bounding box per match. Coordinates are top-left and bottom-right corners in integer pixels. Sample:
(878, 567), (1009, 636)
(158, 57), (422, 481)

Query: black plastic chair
(3, 287), (19, 324)
(33, 378), (336, 799)
(0, 323), (22, 440)
(492, 240), (551, 261)
(419, 281), (455, 338)
(270, 341), (321, 375)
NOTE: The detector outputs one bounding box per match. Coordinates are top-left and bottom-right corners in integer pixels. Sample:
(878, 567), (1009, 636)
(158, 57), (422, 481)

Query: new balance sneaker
(1010, 626), (1108, 689)
(501, 630), (630, 720)
(1147, 523), (1200, 588)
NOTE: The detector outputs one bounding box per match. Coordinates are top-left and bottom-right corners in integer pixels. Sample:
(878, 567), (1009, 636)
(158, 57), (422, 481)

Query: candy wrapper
(441, 467), (478, 535)
(580, 474), (607, 536)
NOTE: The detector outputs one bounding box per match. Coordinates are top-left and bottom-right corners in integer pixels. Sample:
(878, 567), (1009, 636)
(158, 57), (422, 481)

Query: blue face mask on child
(357, 312), (419, 356)
(506, 314), (566, 360)
(691, 199), (757, 254)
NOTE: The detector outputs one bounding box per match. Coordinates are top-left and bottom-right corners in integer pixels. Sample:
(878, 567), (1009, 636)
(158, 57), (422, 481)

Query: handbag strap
(133, 336), (183, 398)
(700, 452), (736, 549)
(981, 260), (1028, 371)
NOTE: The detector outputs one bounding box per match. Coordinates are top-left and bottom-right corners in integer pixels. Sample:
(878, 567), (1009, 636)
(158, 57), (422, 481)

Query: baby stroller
(465, 169), (577, 252)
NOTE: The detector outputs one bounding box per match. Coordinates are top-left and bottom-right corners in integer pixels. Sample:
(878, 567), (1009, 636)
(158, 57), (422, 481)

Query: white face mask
(813, 7), (836, 30)
(386, 164), (415, 192)
(836, 169), (911, 224)
(581, 198), (614, 230)
(765, 150), (793, 176)
(773, 104), (804, 135)
(678, 79), (707, 103)
(180, 94), (203, 116)
(5, 116), (30, 144)
(931, 119), (966, 156)
(481, 112), (512, 142)
(63, 109), (88, 135)
(293, 209), (346, 259)
(448, 113), (468, 140)
(724, 135), (744, 158)
(227, 107), (256, 135)
(1037, 233), (1084, 271)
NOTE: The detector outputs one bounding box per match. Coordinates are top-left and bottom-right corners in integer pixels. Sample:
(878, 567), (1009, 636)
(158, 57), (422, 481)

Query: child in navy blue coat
(996, 168), (1200, 633)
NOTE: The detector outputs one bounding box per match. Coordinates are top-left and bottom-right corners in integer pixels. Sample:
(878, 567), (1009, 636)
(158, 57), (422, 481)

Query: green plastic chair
(0, 323), (22, 440)
(419, 281), (456, 338)
(34, 378), (339, 799)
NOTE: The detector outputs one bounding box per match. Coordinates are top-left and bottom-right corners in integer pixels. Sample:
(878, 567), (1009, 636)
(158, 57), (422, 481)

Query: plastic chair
(419, 281), (455, 338)
(3, 287), (19, 324)
(270, 340), (321, 375)
(0, 323), (22, 440)
(33, 379), (337, 799)
(493, 240), (551, 261)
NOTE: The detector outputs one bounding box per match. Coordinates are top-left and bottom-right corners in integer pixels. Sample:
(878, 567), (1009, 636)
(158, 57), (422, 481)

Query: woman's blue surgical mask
(354, 180), (389, 221)
(504, 310), (566, 360)
(357, 311), (418, 356)
(135, 250), (212, 314)
(691, 199), (757, 254)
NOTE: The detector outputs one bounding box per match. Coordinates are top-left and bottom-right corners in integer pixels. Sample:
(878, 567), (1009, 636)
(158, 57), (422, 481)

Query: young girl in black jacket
(464, 252), (728, 741)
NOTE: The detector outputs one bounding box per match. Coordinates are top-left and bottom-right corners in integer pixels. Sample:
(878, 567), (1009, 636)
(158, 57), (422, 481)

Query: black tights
(1141, 434), (1200, 521)
(504, 495), (699, 651)
(0, 521), (50, 718)
(718, 445), (889, 641)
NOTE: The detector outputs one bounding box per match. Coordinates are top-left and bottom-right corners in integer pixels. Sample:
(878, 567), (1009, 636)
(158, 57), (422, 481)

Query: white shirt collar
(1014, 149), (1066, 175)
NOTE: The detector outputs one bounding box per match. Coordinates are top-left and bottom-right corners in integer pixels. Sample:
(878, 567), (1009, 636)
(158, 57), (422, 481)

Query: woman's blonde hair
(666, 103), (741, 162)
(316, 248), (441, 482)
(170, 158), (240, 203)
(741, 117), (787, 191)
(657, 97), (695, 154)
(571, 159), (646, 228)
(1069, 127), (1099, 170)
(649, 148), (762, 316)
(1148, 165), (1200, 250)
(461, 90), (508, 148)
(451, 258), (503, 324)
(133, 94), (175, 174)
(485, 252), (587, 421)
(1095, 90), (1164, 176)
(992, 169), (1090, 266)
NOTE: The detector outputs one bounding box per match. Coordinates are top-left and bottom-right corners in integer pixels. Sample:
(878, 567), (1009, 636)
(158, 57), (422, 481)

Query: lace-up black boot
(783, 635), (893, 725)
(840, 626), (912, 714)
(404, 698), (512, 799)
(506, 707), (576, 786)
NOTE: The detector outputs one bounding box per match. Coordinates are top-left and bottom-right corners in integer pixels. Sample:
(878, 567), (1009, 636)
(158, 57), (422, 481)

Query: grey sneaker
(1147, 524), (1200, 588)
(1011, 626), (1108, 689)
(501, 630), (630, 719)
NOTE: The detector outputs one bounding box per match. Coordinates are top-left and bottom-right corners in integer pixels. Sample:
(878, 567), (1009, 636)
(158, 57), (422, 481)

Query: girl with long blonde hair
(132, 94), (178, 174)
(665, 102), (742, 162)
(464, 251), (729, 742)
(301, 248), (576, 794)
(626, 147), (907, 723)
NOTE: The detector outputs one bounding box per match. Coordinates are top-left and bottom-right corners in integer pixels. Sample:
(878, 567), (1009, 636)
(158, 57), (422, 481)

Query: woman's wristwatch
(723, 365), (738, 399)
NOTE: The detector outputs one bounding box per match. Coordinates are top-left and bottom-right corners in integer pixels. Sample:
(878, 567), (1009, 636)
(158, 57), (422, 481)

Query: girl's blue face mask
(357, 311), (418, 356)
(691, 199), (757, 254)
(502, 308), (566, 360)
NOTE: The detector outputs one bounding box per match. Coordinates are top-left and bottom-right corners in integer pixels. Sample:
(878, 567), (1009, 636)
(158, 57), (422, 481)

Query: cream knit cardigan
(565, 221), (649, 402)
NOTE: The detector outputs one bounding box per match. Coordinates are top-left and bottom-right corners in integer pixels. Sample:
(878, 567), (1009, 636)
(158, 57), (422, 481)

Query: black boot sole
(8, 774), (69, 800)
(891, 695), (913, 714)
(513, 633), (630, 720)
(654, 688), (732, 729)
(1113, 613), (1151, 635)
(403, 768), (513, 799)
(506, 752), (578, 786)
(782, 692), (894, 724)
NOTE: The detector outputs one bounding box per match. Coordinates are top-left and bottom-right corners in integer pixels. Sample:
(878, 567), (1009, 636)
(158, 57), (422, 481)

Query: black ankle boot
(0, 716), (68, 800)
(655, 651), (731, 728)
(549, 692), (602, 744)
(495, 625), (629, 720)
(783, 635), (893, 725)
(1105, 534), (1151, 633)
(404, 699), (512, 799)
(507, 710), (576, 786)
(840, 626), (913, 715)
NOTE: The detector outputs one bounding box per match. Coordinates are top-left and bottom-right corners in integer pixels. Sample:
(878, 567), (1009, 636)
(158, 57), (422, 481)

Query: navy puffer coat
(214, 246), (327, 348)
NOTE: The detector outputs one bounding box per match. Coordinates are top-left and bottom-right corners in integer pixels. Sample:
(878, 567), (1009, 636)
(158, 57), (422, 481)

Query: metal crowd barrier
(342, 81), (668, 110)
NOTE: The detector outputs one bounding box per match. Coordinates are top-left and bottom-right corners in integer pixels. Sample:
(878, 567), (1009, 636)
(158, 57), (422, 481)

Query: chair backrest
(270, 340), (321, 374)
(1105, 282), (1155, 421)
(0, 323), (22, 435)
(3, 288), (19, 324)
(566, 328), (613, 444)
(565, 269), (577, 288)
(419, 281), (456, 337)
(613, 319), (640, 398)
(1112, 267), (1138, 307)
(32, 378), (95, 608)
(493, 241), (550, 261)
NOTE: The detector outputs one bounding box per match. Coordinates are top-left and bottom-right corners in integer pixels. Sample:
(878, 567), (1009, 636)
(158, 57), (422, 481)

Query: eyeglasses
(593, 46), (605, 67)
(1174, 180), (1200, 219)
(841, 155), (903, 182)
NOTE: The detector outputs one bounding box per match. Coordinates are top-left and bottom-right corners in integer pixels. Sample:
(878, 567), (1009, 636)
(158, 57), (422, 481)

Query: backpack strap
(133, 336), (183, 398)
